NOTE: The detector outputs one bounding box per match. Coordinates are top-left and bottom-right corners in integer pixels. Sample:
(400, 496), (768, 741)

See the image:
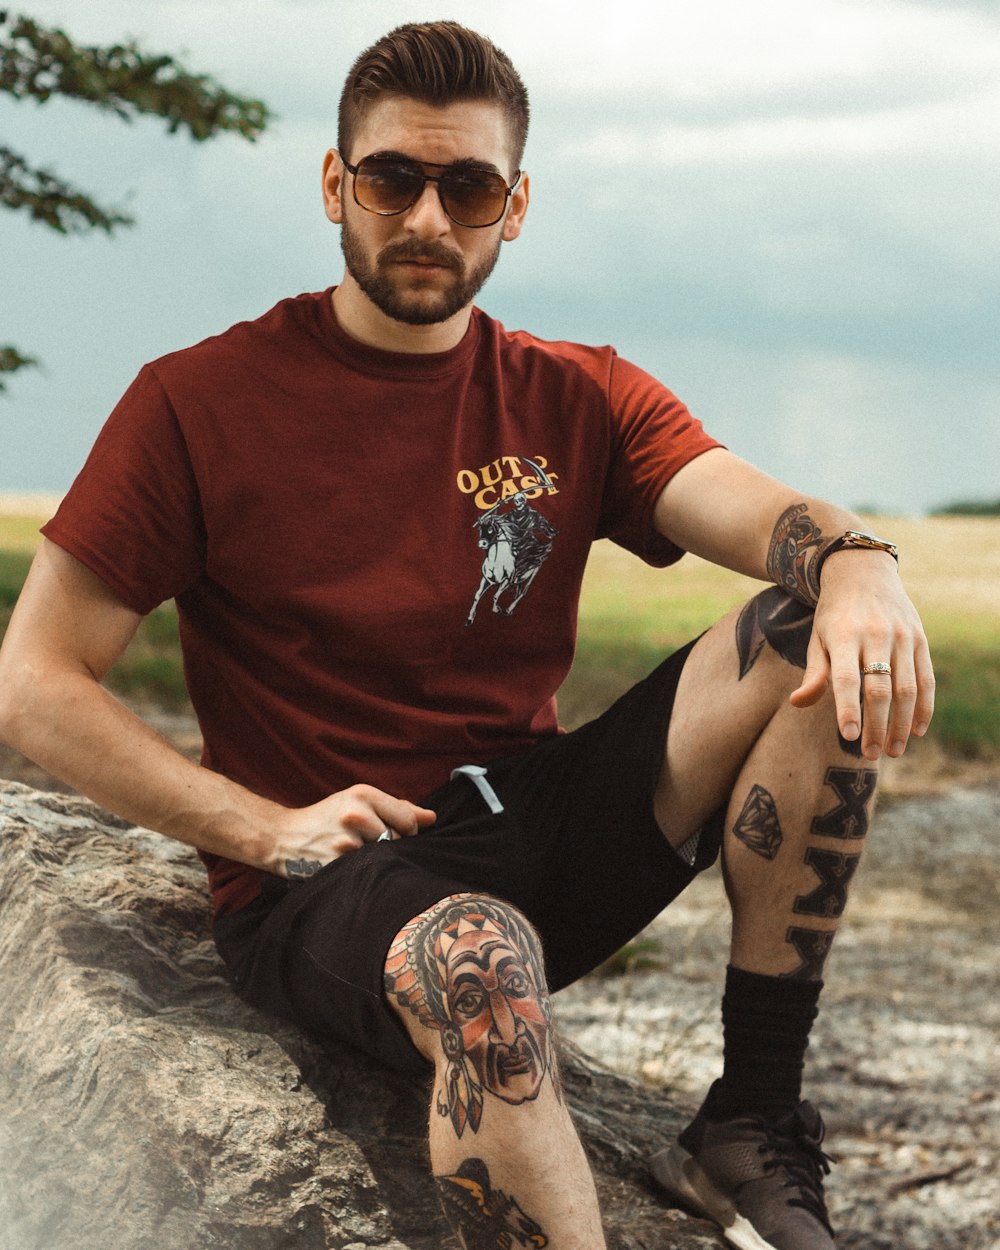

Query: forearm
(0, 666), (277, 864)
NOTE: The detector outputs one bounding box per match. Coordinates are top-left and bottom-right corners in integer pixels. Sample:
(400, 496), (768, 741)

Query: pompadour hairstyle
(338, 21), (530, 172)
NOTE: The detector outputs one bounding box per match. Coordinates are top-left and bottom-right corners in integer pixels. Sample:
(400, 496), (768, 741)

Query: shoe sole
(649, 1143), (779, 1250)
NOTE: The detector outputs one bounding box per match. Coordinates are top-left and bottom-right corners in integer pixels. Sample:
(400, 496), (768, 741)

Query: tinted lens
(354, 158), (423, 215)
(439, 169), (508, 227)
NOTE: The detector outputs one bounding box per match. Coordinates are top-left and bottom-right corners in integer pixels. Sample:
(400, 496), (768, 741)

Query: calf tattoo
(436, 1157), (548, 1249)
(793, 848), (861, 918)
(810, 767), (878, 840)
(732, 783), (784, 860)
(782, 927), (835, 980)
(384, 896), (557, 1138)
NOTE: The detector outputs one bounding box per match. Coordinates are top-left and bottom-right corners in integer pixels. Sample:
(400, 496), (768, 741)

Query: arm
(654, 448), (935, 760)
(0, 541), (434, 875)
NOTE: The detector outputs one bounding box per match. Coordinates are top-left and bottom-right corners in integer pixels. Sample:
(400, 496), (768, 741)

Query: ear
(322, 149), (345, 224)
(501, 171), (529, 242)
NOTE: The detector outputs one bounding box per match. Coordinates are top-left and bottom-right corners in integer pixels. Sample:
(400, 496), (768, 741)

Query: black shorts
(213, 639), (723, 1077)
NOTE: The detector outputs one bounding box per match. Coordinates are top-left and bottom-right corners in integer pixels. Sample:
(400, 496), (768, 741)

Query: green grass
(1, 514), (998, 760)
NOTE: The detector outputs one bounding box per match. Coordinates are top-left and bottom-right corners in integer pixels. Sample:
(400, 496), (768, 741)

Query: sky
(2, 0), (998, 514)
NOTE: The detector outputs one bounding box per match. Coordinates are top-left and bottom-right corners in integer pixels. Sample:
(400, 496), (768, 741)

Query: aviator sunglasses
(341, 154), (522, 228)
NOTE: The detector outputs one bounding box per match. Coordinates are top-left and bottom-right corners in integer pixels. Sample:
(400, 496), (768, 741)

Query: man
(0, 21), (934, 1250)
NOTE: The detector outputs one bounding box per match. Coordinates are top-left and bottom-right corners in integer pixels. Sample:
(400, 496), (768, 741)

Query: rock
(0, 781), (718, 1250)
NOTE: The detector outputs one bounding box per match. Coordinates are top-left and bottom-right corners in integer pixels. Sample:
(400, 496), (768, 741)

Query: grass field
(1, 503), (997, 760)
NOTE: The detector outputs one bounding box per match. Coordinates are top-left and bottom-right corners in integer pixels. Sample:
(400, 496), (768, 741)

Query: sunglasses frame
(341, 154), (522, 229)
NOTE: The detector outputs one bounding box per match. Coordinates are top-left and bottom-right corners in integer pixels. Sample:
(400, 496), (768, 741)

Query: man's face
(444, 928), (548, 1104)
(324, 97), (528, 328)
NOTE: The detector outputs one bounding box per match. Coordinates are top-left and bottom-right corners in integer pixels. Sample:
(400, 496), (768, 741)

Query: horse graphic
(466, 492), (557, 625)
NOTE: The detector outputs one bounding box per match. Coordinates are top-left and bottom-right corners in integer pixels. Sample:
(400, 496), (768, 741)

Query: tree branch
(0, 11), (270, 140)
(1, 144), (133, 233)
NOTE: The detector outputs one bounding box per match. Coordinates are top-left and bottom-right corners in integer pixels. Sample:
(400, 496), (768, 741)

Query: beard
(340, 217), (502, 326)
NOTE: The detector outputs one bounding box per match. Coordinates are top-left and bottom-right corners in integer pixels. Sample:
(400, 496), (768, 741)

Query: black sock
(707, 965), (822, 1122)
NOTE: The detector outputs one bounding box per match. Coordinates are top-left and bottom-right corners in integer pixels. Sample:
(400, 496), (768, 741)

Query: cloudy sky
(3, 0), (998, 514)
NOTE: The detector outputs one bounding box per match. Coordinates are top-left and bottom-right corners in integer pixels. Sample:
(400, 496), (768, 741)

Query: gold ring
(862, 661), (891, 675)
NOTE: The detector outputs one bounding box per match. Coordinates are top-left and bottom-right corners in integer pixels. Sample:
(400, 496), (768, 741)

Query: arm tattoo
(766, 503), (830, 607)
(732, 783), (784, 860)
(384, 895), (559, 1139)
(436, 1157), (549, 1248)
(284, 857), (323, 880)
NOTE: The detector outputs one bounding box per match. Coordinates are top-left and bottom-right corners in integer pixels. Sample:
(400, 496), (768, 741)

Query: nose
(403, 180), (452, 238)
(487, 988), (518, 1045)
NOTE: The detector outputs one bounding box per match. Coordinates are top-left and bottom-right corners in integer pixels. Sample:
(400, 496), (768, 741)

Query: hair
(338, 21), (530, 172)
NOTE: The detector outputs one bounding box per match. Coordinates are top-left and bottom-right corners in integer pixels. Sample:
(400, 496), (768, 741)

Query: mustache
(379, 240), (463, 271)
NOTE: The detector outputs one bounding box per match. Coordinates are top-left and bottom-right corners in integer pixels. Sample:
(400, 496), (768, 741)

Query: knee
(384, 893), (557, 1131)
(735, 586), (815, 681)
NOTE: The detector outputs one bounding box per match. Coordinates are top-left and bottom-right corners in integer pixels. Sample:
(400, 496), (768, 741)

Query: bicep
(3, 539), (143, 681)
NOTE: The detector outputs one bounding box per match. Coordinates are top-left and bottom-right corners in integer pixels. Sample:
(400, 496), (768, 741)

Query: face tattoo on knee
(385, 895), (558, 1138)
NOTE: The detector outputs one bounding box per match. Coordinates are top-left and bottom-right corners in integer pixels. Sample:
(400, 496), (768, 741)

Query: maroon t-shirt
(43, 290), (720, 916)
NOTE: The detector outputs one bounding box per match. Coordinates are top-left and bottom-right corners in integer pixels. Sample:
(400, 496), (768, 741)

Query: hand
(789, 552), (935, 760)
(265, 784), (436, 879)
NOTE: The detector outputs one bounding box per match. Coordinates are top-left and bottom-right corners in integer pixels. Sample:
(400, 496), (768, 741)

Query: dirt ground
(2, 726), (997, 1250)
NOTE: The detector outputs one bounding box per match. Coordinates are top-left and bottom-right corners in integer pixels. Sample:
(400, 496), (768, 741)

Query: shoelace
(756, 1115), (836, 1234)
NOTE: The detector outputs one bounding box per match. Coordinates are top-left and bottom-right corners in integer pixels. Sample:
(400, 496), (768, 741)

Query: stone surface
(0, 782), (718, 1250)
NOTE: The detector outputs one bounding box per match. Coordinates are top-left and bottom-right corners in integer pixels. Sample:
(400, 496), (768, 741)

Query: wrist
(815, 529), (898, 587)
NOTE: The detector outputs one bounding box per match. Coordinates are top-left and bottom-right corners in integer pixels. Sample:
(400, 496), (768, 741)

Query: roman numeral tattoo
(732, 783), (784, 860)
(793, 848), (862, 918)
(436, 1157), (548, 1249)
(810, 767), (878, 840)
(782, 927), (835, 980)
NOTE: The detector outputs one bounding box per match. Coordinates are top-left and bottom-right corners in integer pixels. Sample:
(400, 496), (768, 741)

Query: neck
(331, 276), (472, 354)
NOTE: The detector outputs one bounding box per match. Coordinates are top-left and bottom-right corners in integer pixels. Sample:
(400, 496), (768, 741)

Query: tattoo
(732, 783), (784, 860)
(436, 1157), (549, 1249)
(765, 503), (827, 607)
(793, 848), (862, 918)
(736, 586), (813, 679)
(810, 767), (878, 840)
(284, 857), (323, 880)
(782, 927), (835, 980)
(384, 895), (558, 1138)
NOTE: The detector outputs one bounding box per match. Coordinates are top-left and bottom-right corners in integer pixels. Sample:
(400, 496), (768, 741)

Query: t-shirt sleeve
(597, 353), (722, 566)
(41, 364), (206, 615)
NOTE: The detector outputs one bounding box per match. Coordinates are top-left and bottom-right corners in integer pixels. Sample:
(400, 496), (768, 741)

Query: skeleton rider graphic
(466, 459), (558, 626)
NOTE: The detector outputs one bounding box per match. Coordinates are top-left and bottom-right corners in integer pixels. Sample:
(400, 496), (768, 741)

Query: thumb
(789, 633), (830, 708)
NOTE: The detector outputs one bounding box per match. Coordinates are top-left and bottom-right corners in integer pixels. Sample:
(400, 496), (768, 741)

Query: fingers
(789, 631), (832, 711)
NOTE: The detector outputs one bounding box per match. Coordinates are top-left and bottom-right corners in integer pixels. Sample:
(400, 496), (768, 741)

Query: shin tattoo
(385, 896), (558, 1138)
(436, 1157), (549, 1248)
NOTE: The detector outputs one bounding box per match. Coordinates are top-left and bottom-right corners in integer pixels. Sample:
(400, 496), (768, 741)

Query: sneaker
(649, 1084), (836, 1249)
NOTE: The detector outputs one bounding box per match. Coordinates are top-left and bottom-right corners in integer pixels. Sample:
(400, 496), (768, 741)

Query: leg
(384, 893), (606, 1250)
(656, 587), (876, 989)
(651, 589), (875, 1249)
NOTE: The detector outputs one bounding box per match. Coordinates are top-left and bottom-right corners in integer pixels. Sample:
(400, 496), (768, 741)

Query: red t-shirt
(43, 290), (720, 916)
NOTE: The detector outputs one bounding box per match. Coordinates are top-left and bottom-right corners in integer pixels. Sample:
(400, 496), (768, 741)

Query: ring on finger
(376, 827), (394, 842)
(862, 661), (892, 676)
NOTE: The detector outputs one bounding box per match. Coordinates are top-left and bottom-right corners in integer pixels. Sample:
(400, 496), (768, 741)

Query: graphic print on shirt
(458, 454), (560, 626)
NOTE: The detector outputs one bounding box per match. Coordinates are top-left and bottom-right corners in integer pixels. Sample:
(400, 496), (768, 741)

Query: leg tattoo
(793, 848), (861, 918)
(736, 587), (814, 678)
(782, 927), (835, 980)
(384, 896), (558, 1138)
(436, 1157), (549, 1249)
(810, 767), (878, 840)
(732, 783), (784, 860)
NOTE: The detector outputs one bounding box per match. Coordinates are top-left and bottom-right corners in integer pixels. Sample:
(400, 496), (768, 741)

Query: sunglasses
(341, 154), (521, 229)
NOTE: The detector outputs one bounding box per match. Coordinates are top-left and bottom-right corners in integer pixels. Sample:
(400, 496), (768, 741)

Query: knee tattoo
(384, 894), (558, 1138)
